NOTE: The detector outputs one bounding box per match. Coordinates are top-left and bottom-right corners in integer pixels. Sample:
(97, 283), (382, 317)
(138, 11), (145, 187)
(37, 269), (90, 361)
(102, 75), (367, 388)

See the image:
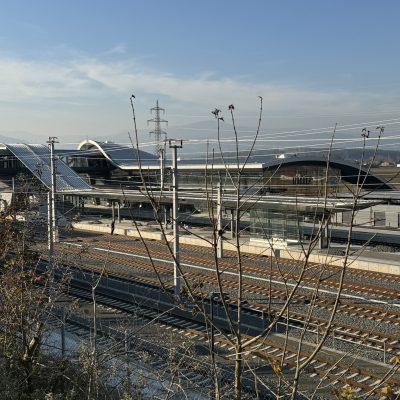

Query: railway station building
(0, 140), (395, 246)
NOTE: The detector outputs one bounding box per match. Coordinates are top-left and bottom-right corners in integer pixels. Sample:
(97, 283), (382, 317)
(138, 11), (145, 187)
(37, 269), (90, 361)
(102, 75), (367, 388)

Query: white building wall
(337, 204), (400, 228)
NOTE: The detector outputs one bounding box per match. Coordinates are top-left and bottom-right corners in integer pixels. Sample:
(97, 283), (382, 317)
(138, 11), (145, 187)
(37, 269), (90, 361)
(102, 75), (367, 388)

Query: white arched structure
(77, 140), (158, 170)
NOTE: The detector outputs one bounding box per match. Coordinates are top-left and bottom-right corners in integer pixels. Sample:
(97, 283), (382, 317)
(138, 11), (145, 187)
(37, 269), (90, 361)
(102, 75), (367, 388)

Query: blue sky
(0, 0), (400, 151)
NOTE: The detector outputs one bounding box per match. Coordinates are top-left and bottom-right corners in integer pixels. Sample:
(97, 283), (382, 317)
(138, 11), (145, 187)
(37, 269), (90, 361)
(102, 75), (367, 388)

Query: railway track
(60, 235), (400, 308)
(55, 235), (400, 359)
(51, 265), (400, 399)
(47, 297), (216, 398)
(252, 300), (400, 357)
(72, 234), (400, 301)
(32, 229), (400, 397)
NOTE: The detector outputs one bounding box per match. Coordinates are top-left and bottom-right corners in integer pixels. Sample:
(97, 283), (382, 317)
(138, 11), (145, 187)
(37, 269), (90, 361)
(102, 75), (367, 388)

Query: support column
(318, 215), (330, 249)
(117, 201), (121, 223)
(163, 206), (166, 226)
(111, 201), (115, 223)
(163, 205), (169, 226)
(11, 176), (15, 205)
(230, 209), (235, 239)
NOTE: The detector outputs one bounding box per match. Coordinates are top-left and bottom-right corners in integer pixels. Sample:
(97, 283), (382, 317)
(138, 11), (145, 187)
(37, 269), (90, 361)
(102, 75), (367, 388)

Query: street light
(169, 139), (183, 296)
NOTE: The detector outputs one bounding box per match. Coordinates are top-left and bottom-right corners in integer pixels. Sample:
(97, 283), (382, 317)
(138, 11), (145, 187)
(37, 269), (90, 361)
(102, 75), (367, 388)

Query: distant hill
(116, 118), (400, 164)
(187, 146), (400, 165)
(0, 131), (44, 144)
(331, 148), (400, 164)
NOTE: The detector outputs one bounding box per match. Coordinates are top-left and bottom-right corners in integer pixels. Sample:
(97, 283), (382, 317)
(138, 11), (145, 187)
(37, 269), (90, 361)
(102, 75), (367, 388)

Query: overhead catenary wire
(5, 138), (400, 165)
(9, 132), (400, 165)
(38, 115), (400, 150)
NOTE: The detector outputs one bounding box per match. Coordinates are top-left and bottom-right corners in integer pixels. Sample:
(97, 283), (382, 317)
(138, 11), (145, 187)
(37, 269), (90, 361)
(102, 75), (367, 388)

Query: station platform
(70, 217), (400, 276)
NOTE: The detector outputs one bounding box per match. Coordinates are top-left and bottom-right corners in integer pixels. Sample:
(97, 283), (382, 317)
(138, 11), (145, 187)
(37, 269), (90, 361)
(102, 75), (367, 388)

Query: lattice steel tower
(148, 100), (168, 190)
(148, 100), (168, 155)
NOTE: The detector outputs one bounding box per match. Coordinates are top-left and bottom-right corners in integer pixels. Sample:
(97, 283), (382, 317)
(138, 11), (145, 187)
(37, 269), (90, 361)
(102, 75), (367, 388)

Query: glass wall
(250, 208), (301, 242)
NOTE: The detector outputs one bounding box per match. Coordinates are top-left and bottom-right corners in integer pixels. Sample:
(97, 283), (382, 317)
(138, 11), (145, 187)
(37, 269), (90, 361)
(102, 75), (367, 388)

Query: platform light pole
(47, 191), (53, 261)
(159, 147), (165, 191)
(217, 180), (223, 259)
(169, 139), (183, 296)
(47, 136), (59, 263)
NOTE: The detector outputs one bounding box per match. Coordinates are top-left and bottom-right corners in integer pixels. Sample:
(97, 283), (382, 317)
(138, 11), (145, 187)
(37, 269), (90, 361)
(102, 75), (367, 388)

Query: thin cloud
(0, 54), (396, 121)
(103, 44), (127, 55)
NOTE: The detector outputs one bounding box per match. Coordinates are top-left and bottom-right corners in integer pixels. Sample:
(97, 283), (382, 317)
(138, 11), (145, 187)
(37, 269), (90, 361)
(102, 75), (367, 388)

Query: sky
(0, 0), (400, 155)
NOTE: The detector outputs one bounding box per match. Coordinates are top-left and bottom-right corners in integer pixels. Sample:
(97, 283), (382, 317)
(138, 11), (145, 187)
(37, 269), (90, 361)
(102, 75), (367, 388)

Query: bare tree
(122, 95), (400, 400)
(0, 176), (79, 398)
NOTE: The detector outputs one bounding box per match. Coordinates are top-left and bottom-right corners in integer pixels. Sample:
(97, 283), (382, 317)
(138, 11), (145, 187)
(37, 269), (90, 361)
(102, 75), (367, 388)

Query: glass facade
(250, 208), (301, 242)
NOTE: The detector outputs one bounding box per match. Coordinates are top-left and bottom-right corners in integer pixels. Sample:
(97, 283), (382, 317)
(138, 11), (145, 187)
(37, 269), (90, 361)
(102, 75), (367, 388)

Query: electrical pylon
(148, 100), (168, 156)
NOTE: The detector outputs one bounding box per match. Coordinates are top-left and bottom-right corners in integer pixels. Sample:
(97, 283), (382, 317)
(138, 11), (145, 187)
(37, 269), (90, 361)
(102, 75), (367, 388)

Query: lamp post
(47, 136), (58, 266)
(169, 139), (183, 296)
(217, 180), (223, 259)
